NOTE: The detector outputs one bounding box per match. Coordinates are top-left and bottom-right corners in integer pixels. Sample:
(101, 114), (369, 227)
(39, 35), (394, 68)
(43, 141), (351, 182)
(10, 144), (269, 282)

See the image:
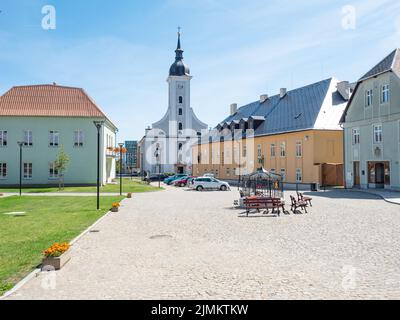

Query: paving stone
(5, 187), (400, 299)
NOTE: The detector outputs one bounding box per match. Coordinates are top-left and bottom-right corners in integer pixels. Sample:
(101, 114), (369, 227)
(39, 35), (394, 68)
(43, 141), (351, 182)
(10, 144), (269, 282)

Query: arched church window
(179, 123), (183, 130)
(179, 108), (183, 115)
(179, 96), (183, 104)
(179, 143), (183, 150)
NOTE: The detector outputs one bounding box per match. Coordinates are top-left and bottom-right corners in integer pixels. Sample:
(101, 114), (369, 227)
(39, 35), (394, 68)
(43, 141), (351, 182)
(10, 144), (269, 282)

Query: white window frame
(280, 142), (286, 158)
(381, 84), (390, 104)
(352, 128), (360, 145)
(365, 89), (373, 107)
(270, 144), (276, 157)
(23, 130), (33, 147)
(399, 120), (400, 143)
(23, 162), (33, 180)
(0, 130), (7, 147)
(373, 124), (383, 144)
(295, 141), (302, 157)
(257, 144), (262, 157)
(48, 162), (59, 179)
(296, 168), (302, 182)
(74, 130), (84, 147)
(0, 162), (7, 179)
(49, 131), (60, 147)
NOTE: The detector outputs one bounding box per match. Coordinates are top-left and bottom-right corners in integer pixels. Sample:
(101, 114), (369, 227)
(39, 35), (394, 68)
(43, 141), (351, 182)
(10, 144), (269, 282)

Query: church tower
(167, 29), (192, 136)
(141, 29), (208, 175)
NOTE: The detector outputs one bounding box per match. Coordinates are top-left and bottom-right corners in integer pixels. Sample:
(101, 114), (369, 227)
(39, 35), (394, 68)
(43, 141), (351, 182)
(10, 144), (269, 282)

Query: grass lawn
(0, 195), (124, 296)
(0, 178), (163, 194)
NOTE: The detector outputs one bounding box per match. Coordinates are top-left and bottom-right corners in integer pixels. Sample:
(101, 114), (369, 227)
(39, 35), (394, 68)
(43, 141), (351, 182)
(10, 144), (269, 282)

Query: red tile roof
(0, 84), (108, 118)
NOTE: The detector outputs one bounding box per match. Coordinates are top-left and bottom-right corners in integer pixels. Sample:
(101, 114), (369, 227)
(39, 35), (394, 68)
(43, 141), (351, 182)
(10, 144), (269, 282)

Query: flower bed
(42, 243), (71, 270)
(111, 202), (120, 212)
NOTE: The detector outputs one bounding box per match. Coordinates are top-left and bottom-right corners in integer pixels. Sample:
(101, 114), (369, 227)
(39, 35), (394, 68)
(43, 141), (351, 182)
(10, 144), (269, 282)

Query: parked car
(163, 174), (188, 185)
(191, 177), (230, 191)
(203, 173), (215, 178)
(173, 176), (195, 187)
(146, 173), (169, 182)
(187, 176), (197, 186)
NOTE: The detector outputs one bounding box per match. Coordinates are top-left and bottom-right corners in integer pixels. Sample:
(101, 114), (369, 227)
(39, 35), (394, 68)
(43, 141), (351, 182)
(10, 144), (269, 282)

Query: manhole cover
(149, 235), (173, 240)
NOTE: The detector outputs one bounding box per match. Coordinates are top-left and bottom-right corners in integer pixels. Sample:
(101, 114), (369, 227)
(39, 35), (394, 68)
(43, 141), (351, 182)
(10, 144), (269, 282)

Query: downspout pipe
(340, 122), (347, 189)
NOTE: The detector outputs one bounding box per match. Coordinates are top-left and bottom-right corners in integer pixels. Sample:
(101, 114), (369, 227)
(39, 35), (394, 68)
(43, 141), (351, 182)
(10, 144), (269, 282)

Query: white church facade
(139, 31), (207, 175)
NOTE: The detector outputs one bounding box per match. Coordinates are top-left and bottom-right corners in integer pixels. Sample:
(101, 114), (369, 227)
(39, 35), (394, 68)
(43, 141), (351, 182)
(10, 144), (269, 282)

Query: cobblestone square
(5, 187), (400, 300)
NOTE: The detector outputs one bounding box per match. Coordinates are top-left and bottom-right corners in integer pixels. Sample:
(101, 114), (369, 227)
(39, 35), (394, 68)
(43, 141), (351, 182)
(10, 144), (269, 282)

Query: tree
(114, 147), (127, 174)
(54, 145), (70, 190)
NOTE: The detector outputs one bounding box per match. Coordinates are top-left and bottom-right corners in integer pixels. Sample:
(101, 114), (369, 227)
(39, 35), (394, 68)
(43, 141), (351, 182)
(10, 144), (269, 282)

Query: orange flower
(112, 202), (120, 208)
(43, 242), (70, 257)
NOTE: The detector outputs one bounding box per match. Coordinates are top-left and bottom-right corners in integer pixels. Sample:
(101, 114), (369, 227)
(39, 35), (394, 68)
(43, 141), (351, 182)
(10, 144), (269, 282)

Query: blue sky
(0, 0), (399, 142)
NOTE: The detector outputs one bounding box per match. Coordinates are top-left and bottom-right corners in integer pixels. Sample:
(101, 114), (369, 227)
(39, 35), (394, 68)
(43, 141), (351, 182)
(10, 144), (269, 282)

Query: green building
(0, 84), (118, 186)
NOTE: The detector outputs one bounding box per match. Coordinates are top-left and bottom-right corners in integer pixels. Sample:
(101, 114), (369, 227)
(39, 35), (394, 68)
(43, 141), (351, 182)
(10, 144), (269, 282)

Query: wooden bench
(243, 197), (285, 217)
(297, 192), (313, 206)
(290, 195), (308, 213)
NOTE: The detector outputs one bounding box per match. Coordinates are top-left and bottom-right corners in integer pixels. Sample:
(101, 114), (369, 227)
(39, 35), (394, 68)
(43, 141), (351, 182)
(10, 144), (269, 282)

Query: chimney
(260, 94), (268, 103)
(280, 88), (287, 98)
(337, 81), (351, 100)
(230, 103), (238, 115)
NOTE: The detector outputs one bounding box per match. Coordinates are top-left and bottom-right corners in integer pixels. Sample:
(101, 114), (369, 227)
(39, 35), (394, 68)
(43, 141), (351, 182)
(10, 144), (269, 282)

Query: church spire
(169, 27), (190, 76)
(175, 26), (183, 61)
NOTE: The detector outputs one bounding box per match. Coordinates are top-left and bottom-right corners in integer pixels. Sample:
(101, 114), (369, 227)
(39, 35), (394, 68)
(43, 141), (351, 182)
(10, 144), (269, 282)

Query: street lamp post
(119, 143), (124, 196)
(93, 121), (104, 210)
(17, 142), (24, 196)
(155, 147), (161, 189)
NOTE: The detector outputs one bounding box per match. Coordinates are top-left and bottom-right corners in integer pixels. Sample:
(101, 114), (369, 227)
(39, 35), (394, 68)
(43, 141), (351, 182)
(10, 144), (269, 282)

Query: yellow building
(193, 78), (351, 186)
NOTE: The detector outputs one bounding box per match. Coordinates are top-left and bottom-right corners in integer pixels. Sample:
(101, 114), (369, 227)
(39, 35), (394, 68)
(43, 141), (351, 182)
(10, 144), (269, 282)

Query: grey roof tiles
(359, 49), (400, 81)
(217, 78), (346, 137)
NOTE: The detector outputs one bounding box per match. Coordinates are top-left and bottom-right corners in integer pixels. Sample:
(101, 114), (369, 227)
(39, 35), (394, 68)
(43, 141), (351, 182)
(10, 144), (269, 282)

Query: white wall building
(139, 31), (207, 175)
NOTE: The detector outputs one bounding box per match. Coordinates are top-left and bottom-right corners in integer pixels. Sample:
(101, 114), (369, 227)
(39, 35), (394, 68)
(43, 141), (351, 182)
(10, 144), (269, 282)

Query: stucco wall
(0, 116), (116, 186)
(343, 72), (400, 189)
(192, 129), (344, 184)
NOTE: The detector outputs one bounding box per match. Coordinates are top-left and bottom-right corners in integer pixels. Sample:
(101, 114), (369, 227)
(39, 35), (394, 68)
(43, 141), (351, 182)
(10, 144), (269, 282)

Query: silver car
(191, 177), (230, 191)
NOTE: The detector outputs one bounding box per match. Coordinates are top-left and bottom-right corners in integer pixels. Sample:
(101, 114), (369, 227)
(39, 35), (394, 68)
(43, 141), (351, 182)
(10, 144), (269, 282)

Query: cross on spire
(176, 26), (182, 52)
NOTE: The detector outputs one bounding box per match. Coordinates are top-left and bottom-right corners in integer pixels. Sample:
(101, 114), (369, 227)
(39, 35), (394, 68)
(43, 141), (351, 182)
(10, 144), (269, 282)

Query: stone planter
(111, 207), (119, 212)
(42, 250), (71, 271)
(127, 193), (132, 198)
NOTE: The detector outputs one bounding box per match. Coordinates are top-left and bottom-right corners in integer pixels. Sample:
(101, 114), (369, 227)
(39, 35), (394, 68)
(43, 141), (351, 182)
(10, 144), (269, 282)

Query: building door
(177, 166), (184, 174)
(353, 161), (360, 186)
(375, 163), (385, 187)
(368, 161), (390, 188)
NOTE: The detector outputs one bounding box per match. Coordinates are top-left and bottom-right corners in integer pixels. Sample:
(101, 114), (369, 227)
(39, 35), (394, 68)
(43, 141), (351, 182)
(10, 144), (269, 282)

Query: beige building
(193, 78), (351, 186)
